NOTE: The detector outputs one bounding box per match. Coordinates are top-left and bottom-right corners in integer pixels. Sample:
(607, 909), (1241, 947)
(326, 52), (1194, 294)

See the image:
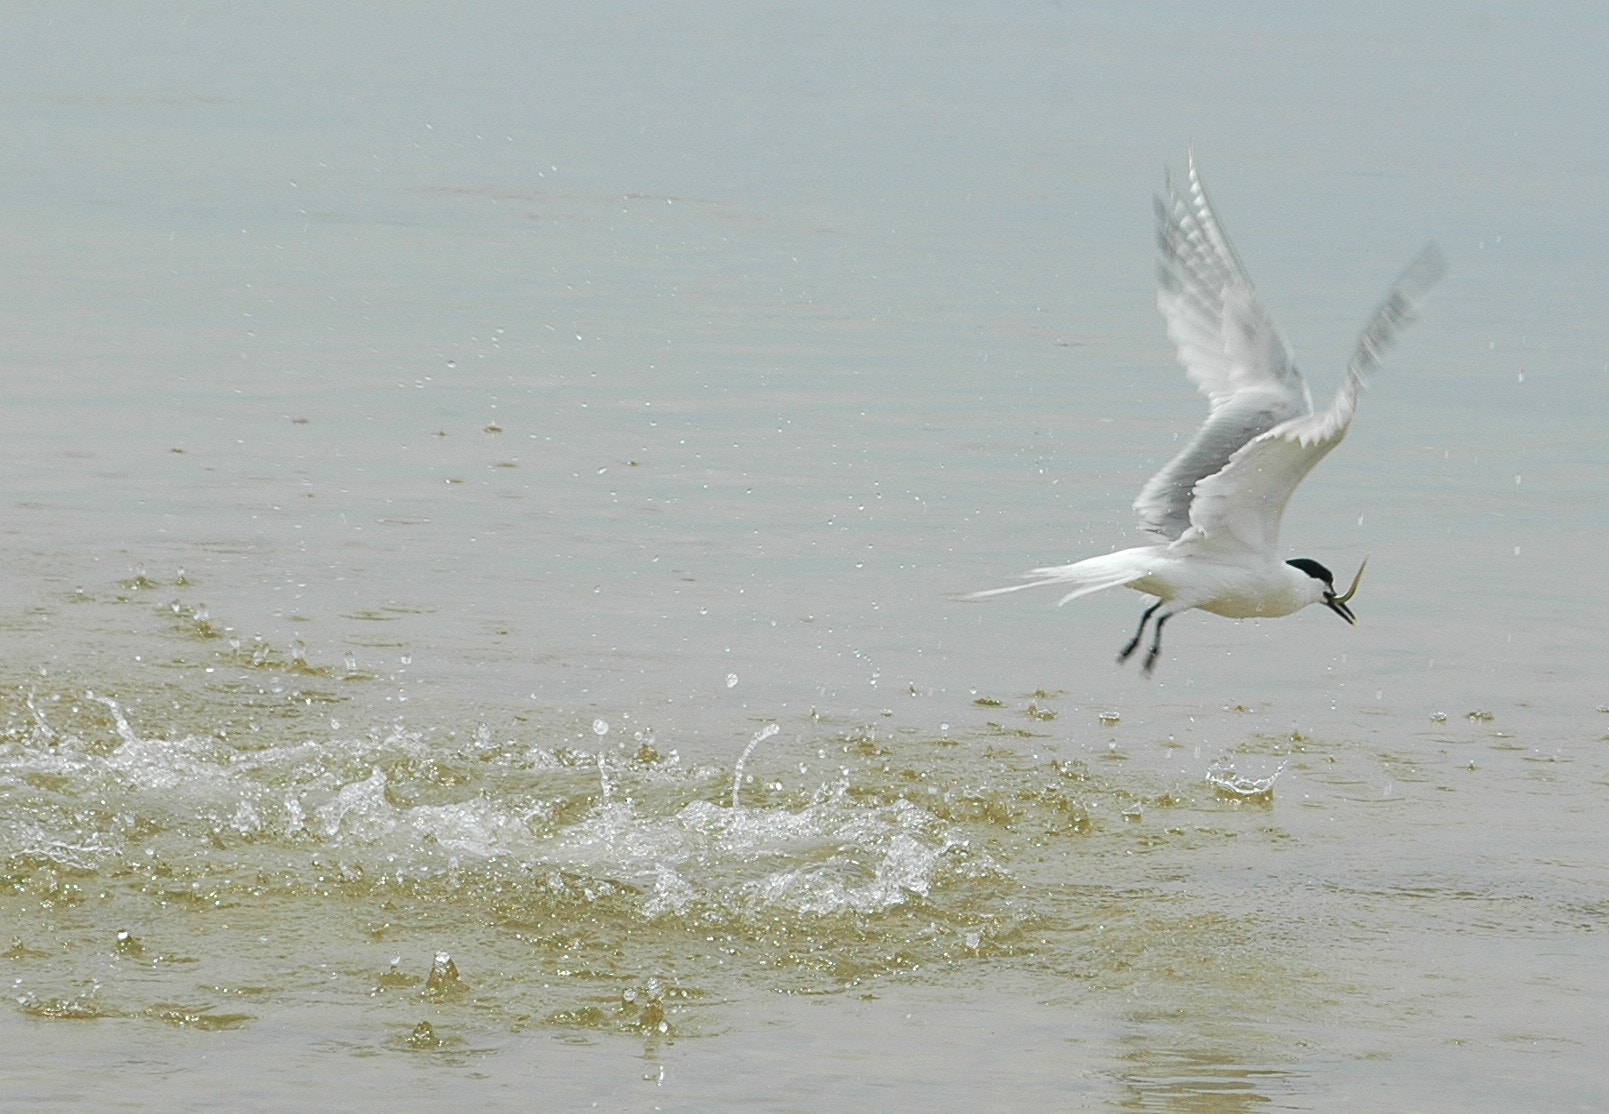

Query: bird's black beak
(1324, 594), (1356, 626)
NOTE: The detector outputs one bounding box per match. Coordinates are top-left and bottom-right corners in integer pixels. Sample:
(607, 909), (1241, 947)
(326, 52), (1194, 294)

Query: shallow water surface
(3, 2), (1608, 1110)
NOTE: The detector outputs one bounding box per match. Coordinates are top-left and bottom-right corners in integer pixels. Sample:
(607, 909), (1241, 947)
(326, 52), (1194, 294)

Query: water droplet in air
(593, 718), (609, 736)
(726, 673), (738, 689)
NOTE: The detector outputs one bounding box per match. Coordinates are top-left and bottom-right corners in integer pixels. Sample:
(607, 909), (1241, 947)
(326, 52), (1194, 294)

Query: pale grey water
(3, 3), (1608, 1110)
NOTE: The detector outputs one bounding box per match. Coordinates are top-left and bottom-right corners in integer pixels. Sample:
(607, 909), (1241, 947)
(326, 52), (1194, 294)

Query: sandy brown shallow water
(4, 2), (1609, 1110)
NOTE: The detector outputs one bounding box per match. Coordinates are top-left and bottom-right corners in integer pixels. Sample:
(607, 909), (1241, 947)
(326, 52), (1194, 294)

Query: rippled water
(5, 3), (1609, 1110)
(6, 637), (1606, 1109)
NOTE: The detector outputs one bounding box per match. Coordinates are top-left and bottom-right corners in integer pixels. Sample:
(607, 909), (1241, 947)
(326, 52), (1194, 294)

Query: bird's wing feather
(1177, 244), (1446, 556)
(1131, 386), (1296, 543)
(1136, 153), (1311, 540)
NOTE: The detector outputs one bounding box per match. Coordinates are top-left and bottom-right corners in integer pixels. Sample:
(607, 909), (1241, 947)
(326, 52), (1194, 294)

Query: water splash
(1205, 759), (1284, 800)
(731, 723), (780, 809)
(87, 692), (141, 747)
(0, 681), (1218, 1040)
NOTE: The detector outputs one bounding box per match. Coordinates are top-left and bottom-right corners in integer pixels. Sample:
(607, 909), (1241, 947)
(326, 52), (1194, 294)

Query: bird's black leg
(1142, 611), (1172, 677)
(1118, 600), (1164, 664)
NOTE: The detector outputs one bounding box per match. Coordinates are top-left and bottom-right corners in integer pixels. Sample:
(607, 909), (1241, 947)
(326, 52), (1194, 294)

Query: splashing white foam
(731, 723), (781, 809)
(3, 691), (966, 925)
(1205, 759), (1284, 799)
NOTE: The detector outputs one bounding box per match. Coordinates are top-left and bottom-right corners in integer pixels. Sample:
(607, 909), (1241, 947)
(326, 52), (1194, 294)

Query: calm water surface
(3, 3), (1607, 1110)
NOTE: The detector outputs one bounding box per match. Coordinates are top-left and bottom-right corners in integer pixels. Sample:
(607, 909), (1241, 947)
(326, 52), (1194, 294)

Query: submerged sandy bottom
(3, 606), (1605, 1110)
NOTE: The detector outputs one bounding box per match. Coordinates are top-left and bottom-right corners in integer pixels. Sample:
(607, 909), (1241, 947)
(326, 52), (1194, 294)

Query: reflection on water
(1116, 1044), (1303, 1111)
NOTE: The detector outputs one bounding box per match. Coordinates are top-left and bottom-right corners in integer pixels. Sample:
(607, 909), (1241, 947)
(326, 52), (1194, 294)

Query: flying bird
(973, 154), (1444, 675)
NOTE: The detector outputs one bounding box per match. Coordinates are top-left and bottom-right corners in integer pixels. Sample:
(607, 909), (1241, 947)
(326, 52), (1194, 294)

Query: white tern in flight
(973, 153), (1444, 676)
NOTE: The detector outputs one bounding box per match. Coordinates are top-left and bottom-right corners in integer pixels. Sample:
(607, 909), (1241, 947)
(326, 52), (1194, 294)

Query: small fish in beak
(1325, 556), (1369, 626)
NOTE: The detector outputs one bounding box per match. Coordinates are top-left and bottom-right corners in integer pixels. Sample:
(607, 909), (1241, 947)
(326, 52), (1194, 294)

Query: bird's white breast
(1130, 557), (1321, 619)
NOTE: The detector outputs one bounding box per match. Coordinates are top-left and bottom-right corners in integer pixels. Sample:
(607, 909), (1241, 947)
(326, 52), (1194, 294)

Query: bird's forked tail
(965, 548), (1153, 607)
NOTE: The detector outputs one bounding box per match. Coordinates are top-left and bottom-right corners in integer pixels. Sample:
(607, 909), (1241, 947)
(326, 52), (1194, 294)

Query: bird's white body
(974, 153), (1442, 673)
(1013, 546), (1330, 619)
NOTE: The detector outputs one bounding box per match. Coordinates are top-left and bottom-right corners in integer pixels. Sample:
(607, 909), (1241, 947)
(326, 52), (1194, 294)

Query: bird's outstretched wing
(1179, 244), (1447, 556)
(1134, 152), (1312, 541)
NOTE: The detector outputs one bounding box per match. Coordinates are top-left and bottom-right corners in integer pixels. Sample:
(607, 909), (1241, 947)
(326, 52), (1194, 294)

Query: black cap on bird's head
(1287, 556), (1368, 626)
